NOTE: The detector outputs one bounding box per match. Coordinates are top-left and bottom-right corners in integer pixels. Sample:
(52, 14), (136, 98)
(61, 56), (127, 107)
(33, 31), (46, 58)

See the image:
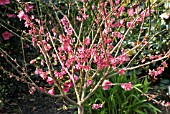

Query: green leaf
(134, 84), (142, 87)
(134, 109), (145, 114)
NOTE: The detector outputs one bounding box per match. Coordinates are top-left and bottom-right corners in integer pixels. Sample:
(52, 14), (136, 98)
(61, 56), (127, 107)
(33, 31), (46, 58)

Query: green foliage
(85, 70), (161, 114)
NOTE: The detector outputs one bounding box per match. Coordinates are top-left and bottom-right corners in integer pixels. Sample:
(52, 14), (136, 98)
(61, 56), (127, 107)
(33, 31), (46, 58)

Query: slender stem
(126, 29), (167, 68)
(82, 66), (111, 104)
(107, 51), (169, 79)
(126, 55), (169, 70)
(48, 32), (79, 105)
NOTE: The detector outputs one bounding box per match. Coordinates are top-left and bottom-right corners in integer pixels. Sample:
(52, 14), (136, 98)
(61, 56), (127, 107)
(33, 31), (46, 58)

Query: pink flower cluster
(158, 101), (170, 107)
(17, 1), (165, 102)
(48, 88), (54, 95)
(35, 68), (48, 80)
(63, 75), (78, 92)
(34, 67), (78, 93)
(148, 62), (167, 77)
(102, 80), (133, 91)
(61, 16), (73, 36)
(110, 50), (130, 69)
(121, 82), (133, 91)
(102, 80), (113, 90)
(47, 77), (54, 85)
(92, 104), (103, 109)
(148, 67), (164, 77)
(76, 8), (89, 21)
(87, 79), (93, 87)
(24, 2), (33, 13)
(17, 10), (28, 21)
(0, 0), (10, 5)
(63, 81), (73, 93)
(95, 1), (151, 29)
(149, 54), (162, 60)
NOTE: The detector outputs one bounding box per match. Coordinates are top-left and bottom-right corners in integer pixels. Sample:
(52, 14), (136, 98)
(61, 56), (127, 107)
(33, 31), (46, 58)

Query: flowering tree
(0, 0), (170, 113)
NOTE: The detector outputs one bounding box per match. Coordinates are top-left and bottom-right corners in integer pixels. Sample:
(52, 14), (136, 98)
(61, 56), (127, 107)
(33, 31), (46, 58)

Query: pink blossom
(74, 75), (78, 82)
(87, 79), (93, 87)
(17, 10), (27, 21)
(118, 6), (125, 12)
(39, 87), (44, 92)
(82, 14), (89, 20)
(141, 9), (151, 18)
(157, 67), (164, 75)
(110, 58), (119, 67)
(117, 52), (130, 64)
(7, 14), (16, 18)
(61, 16), (68, 27)
(149, 55), (155, 60)
(127, 8), (134, 17)
(115, 0), (120, 4)
(39, 26), (44, 34)
(135, 6), (140, 14)
(84, 37), (90, 46)
(76, 16), (82, 21)
(39, 71), (48, 80)
(63, 81), (73, 92)
(136, 17), (143, 24)
(63, 86), (70, 93)
(54, 71), (63, 79)
(52, 28), (57, 36)
(48, 88), (54, 95)
(47, 77), (54, 85)
(64, 81), (73, 88)
(148, 69), (156, 77)
(126, 21), (135, 28)
(9, 74), (13, 78)
(162, 61), (167, 67)
(92, 5), (95, 10)
(31, 86), (36, 91)
(92, 104), (102, 109)
(121, 82), (133, 91)
(44, 44), (51, 51)
(119, 19), (124, 26)
(35, 68), (42, 75)
(0, 0), (10, 5)
(84, 65), (90, 70)
(30, 59), (36, 64)
(2, 31), (12, 40)
(35, 19), (40, 24)
(41, 60), (45, 66)
(102, 80), (113, 90)
(149, 67), (164, 77)
(119, 68), (125, 76)
(66, 27), (73, 35)
(165, 102), (170, 107)
(29, 91), (34, 94)
(25, 2), (33, 12)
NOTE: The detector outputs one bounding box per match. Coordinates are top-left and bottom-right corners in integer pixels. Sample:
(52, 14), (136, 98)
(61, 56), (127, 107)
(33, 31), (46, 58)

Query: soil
(0, 92), (75, 114)
(0, 92), (169, 114)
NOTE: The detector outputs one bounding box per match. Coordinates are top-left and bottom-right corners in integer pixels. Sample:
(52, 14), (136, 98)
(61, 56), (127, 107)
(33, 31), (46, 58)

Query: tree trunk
(78, 105), (84, 114)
